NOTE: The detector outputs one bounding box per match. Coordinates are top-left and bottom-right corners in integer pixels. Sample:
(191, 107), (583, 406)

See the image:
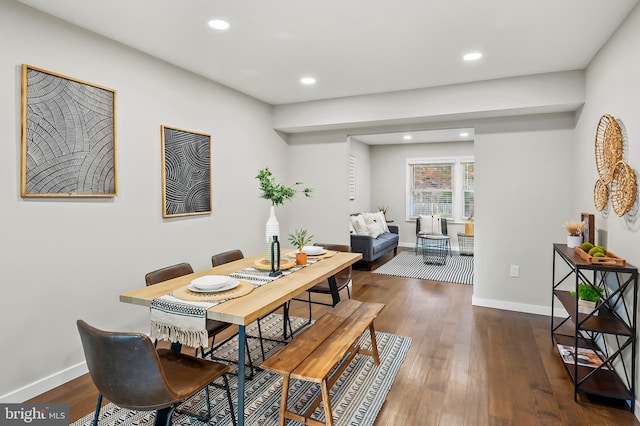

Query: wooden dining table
(120, 250), (362, 426)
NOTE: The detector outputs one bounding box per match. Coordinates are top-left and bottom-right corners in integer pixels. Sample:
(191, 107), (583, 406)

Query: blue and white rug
(373, 251), (474, 285)
(71, 314), (411, 426)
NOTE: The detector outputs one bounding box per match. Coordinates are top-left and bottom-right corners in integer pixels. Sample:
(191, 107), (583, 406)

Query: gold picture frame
(21, 65), (117, 197)
(160, 125), (212, 218)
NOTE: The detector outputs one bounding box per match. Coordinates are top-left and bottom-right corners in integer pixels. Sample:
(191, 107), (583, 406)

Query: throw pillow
(349, 221), (356, 234)
(366, 221), (385, 238)
(419, 214), (441, 234)
(375, 211), (390, 233)
(350, 214), (369, 235)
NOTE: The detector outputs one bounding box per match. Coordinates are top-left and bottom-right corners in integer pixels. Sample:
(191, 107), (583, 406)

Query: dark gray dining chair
(77, 319), (236, 426)
(293, 243), (352, 323)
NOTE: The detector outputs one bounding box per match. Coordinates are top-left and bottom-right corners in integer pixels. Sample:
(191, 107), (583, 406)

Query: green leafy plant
(572, 283), (604, 302)
(256, 167), (312, 206)
(288, 228), (313, 251)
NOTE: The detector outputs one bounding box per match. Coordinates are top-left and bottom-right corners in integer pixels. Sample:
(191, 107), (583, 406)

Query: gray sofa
(350, 224), (399, 270)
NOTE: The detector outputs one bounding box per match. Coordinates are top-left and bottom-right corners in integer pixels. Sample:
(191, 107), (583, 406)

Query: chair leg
(92, 393), (103, 426)
(257, 319), (266, 361)
(244, 336), (255, 378)
(223, 374), (237, 426)
(307, 292), (313, 324)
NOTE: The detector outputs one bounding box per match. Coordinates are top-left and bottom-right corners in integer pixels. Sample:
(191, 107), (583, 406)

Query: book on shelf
(556, 344), (610, 369)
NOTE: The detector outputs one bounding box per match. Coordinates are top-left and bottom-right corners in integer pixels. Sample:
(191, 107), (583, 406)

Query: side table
(420, 234), (450, 265)
(457, 233), (474, 256)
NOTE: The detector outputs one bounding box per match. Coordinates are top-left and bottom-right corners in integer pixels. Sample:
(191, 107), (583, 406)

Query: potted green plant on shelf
(573, 282), (604, 315)
(288, 228), (314, 265)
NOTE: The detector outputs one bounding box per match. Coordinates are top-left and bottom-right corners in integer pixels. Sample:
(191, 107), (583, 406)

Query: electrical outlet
(510, 265), (520, 277)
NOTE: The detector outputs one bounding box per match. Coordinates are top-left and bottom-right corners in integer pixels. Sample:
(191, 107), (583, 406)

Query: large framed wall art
(160, 125), (212, 218)
(21, 65), (117, 197)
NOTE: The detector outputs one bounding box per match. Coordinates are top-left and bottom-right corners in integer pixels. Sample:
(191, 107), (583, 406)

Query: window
(407, 157), (474, 221)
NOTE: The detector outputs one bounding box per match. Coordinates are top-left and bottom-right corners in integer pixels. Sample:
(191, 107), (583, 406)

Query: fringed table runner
(150, 253), (333, 348)
(150, 295), (218, 348)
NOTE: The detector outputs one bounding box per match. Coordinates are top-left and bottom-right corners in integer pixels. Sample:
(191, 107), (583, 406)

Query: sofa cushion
(350, 214), (368, 235)
(371, 232), (399, 256)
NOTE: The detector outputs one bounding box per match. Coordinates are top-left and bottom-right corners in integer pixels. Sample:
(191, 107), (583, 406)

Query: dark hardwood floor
(28, 249), (640, 425)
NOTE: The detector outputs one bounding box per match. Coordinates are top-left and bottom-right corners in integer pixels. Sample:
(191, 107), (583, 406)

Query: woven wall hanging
(610, 160), (637, 216)
(594, 114), (623, 184)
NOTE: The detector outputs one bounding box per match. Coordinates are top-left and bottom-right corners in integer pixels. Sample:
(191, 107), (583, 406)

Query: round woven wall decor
(594, 114), (623, 184)
(610, 160), (637, 217)
(593, 178), (609, 212)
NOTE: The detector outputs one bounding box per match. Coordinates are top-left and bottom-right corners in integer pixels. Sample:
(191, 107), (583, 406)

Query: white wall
(0, 1), (291, 401)
(472, 121), (575, 313)
(575, 2), (640, 263)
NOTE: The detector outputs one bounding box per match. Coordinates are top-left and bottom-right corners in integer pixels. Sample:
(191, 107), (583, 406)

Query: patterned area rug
(71, 314), (410, 426)
(373, 251), (474, 285)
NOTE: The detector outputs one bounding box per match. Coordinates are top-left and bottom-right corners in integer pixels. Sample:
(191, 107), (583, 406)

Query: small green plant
(256, 167), (312, 206)
(377, 205), (389, 215)
(571, 283), (604, 302)
(288, 228), (313, 251)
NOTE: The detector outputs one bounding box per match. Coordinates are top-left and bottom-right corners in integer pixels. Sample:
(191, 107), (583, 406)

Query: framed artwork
(581, 213), (595, 245)
(161, 125), (212, 217)
(349, 155), (356, 200)
(21, 65), (117, 197)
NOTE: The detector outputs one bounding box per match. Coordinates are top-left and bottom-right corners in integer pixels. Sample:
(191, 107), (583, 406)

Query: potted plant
(574, 282), (604, 315)
(256, 167), (312, 261)
(564, 220), (586, 248)
(288, 228), (314, 265)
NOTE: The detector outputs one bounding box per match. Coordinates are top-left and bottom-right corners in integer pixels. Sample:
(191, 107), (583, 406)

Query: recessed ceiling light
(460, 132), (469, 137)
(403, 135), (413, 140)
(463, 52), (482, 61)
(208, 19), (229, 30)
(300, 77), (316, 85)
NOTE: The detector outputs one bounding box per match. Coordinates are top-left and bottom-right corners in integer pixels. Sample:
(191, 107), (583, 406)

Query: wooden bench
(261, 299), (385, 426)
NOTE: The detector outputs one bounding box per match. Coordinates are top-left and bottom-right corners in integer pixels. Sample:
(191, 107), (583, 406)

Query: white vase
(265, 205), (280, 261)
(567, 235), (582, 248)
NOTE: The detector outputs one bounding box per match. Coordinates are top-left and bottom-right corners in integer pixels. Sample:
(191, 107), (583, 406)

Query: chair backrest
(145, 262), (194, 286)
(314, 243), (351, 286)
(77, 320), (178, 411)
(211, 249), (244, 267)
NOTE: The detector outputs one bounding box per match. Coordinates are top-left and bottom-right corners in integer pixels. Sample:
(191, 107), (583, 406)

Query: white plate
(188, 279), (240, 293)
(191, 275), (232, 291)
(302, 246), (325, 255)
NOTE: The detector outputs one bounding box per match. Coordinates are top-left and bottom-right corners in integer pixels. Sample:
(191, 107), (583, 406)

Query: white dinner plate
(302, 246), (325, 255)
(191, 275), (232, 291)
(188, 279), (240, 293)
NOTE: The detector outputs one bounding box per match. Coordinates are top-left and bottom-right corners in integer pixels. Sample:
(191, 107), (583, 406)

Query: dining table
(119, 250), (362, 426)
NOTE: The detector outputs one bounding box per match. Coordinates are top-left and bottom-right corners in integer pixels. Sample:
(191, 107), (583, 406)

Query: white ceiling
(15, 0), (639, 106)
(351, 128), (474, 145)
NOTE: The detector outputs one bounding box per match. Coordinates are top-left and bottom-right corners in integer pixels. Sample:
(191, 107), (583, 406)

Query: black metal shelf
(551, 244), (637, 411)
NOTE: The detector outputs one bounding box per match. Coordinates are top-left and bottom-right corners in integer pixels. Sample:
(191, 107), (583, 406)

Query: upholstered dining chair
(145, 262), (254, 378)
(77, 320), (236, 426)
(293, 243), (353, 324)
(211, 249), (292, 362)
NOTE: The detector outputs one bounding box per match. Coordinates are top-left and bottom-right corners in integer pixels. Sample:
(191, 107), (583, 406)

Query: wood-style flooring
(28, 249), (640, 425)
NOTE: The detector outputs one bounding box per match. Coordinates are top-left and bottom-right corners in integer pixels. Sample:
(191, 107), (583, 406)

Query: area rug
(71, 314), (411, 426)
(373, 251), (474, 285)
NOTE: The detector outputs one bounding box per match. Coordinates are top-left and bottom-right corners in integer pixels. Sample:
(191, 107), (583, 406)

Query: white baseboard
(0, 361), (87, 403)
(471, 295), (560, 317)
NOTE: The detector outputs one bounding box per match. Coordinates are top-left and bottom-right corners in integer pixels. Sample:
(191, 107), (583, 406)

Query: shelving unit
(551, 243), (637, 410)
